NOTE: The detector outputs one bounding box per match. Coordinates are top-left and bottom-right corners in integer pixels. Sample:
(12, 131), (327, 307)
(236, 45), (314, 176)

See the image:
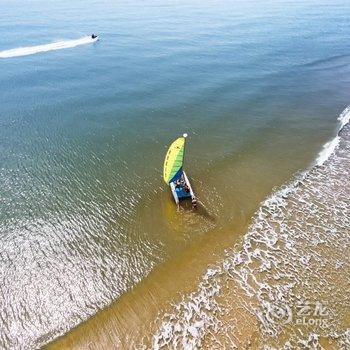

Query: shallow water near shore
(1, 0), (350, 349)
(47, 110), (350, 350)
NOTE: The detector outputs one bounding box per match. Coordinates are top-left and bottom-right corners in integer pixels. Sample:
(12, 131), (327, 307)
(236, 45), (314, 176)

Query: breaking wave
(151, 106), (350, 349)
(315, 105), (350, 166)
(0, 36), (98, 59)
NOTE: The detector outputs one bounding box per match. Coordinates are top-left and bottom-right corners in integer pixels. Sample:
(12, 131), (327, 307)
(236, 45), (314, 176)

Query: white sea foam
(315, 105), (350, 166)
(0, 36), (98, 58)
(315, 136), (340, 166)
(338, 105), (350, 131)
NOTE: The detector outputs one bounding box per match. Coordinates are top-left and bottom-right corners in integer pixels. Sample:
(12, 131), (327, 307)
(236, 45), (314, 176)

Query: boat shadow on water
(182, 200), (216, 222)
(159, 189), (216, 239)
(168, 182), (216, 223)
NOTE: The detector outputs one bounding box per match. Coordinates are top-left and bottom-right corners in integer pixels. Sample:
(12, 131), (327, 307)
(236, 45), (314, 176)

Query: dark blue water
(1, 0), (350, 348)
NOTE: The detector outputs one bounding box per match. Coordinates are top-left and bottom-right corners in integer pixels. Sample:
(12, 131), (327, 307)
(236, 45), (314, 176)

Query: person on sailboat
(175, 179), (181, 189)
(192, 198), (197, 209)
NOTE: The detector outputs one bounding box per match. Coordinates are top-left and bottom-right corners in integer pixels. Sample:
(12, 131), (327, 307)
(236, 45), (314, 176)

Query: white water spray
(0, 36), (98, 59)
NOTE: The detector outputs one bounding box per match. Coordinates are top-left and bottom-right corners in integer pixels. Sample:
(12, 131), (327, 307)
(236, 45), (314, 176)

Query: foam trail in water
(0, 36), (98, 58)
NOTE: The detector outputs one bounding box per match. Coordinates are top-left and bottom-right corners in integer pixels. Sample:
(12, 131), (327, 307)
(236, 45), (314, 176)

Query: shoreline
(45, 216), (251, 349)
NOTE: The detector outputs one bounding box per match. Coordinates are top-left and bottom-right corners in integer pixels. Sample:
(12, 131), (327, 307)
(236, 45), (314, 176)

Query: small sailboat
(163, 133), (197, 207)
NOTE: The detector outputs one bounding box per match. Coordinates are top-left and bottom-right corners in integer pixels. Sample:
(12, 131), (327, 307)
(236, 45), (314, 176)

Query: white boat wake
(0, 36), (98, 59)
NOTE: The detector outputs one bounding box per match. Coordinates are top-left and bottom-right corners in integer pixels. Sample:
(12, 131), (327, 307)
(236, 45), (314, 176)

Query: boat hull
(169, 171), (195, 205)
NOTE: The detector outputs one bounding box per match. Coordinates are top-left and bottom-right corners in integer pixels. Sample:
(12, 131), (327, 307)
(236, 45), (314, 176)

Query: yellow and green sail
(163, 134), (187, 184)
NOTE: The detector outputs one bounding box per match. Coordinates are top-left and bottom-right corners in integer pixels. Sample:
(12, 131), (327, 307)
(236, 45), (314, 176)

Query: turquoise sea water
(1, 0), (350, 348)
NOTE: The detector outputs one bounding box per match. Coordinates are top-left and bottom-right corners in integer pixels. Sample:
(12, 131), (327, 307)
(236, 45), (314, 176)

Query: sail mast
(182, 133), (188, 171)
